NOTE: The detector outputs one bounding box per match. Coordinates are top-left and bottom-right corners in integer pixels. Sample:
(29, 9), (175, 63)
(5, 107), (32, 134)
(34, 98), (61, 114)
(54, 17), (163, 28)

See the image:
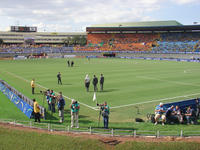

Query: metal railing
(0, 79), (46, 118)
(1, 119), (200, 138)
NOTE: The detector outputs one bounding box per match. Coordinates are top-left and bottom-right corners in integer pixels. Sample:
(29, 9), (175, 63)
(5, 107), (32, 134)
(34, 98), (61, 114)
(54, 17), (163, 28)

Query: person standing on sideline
(31, 79), (35, 94)
(71, 61), (74, 67)
(33, 99), (40, 123)
(100, 74), (104, 91)
(57, 72), (62, 85)
(49, 90), (56, 113)
(84, 74), (90, 92)
(67, 60), (70, 67)
(97, 101), (110, 129)
(57, 92), (65, 123)
(46, 89), (51, 111)
(93, 75), (98, 92)
(70, 100), (80, 128)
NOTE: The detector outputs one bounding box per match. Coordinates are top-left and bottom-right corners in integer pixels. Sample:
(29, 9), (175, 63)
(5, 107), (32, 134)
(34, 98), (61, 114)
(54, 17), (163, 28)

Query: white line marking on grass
(3, 71), (200, 110)
(137, 76), (200, 87)
(110, 92), (200, 109)
(3, 70), (98, 111)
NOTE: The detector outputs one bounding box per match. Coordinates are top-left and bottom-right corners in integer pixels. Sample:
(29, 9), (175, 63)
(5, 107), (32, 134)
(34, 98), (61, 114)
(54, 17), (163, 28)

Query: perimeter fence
(1, 119), (200, 138)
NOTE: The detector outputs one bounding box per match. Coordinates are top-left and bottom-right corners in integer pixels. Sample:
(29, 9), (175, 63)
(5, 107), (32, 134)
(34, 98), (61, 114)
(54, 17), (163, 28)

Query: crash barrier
(0, 79), (46, 119)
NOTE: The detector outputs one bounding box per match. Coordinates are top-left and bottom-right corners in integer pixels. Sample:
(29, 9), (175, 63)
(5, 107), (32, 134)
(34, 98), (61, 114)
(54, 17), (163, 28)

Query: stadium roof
(0, 31), (86, 36)
(90, 20), (183, 28)
(87, 20), (200, 32)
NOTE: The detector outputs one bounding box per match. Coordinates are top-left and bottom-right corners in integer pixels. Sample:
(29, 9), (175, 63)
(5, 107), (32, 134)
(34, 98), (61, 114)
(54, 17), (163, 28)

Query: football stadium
(1, 20), (200, 149)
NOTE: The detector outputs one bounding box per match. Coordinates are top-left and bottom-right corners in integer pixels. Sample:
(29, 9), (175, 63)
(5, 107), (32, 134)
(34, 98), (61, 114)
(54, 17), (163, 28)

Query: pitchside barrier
(1, 119), (200, 137)
(85, 55), (200, 63)
(0, 79), (46, 119)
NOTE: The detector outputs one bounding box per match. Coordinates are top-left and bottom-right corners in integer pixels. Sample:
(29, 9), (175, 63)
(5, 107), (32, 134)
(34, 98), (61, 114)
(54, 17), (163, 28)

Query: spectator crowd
(154, 98), (200, 125)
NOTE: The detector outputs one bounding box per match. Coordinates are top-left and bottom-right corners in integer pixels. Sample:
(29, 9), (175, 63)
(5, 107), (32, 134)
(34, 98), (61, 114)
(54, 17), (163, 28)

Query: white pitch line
(3, 70), (200, 110)
(2, 70), (98, 111)
(110, 92), (200, 109)
(137, 76), (200, 87)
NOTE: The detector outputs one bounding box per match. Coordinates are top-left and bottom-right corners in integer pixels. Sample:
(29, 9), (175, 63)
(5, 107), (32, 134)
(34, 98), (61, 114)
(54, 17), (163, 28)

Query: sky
(0, 0), (199, 32)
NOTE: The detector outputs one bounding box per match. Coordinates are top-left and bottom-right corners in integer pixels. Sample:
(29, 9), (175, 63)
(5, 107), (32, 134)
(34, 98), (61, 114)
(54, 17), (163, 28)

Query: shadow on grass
(93, 127), (138, 130)
(78, 115), (93, 124)
(60, 83), (72, 85)
(44, 111), (58, 120)
(42, 111), (93, 125)
(88, 89), (119, 93)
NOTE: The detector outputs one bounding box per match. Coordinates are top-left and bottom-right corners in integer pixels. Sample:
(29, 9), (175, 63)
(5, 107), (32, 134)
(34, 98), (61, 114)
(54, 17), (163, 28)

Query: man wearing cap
(70, 99), (80, 128)
(154, 102), (166, 125)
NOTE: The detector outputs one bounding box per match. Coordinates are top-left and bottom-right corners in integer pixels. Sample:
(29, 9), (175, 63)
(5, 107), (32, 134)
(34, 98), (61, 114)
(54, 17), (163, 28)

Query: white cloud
(32, 10), (54, 15)
(0, 0), (182, 32)
(171, 0), (200, 5)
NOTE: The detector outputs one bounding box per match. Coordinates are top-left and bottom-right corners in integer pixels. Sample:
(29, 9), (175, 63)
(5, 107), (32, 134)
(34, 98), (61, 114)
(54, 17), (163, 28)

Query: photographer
(44, 89), (51, 111)
(97, 101), (110, 129)
(57, 92), (65, 123)
(49, 90), (56, 113)
(70, 100), (80, 128)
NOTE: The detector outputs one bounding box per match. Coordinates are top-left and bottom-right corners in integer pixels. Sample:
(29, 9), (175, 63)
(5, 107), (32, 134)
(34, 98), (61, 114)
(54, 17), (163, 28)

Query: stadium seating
(0, 44), (74, 54)
(1, 32), (200, 53)
(152, 33), (200, 53)
(82, 33), (159, 51)
(75, 32), (200, 52)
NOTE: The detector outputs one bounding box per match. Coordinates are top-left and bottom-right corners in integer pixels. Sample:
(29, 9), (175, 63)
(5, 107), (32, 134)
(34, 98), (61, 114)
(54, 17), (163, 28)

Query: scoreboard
(11, 26), (37, 32)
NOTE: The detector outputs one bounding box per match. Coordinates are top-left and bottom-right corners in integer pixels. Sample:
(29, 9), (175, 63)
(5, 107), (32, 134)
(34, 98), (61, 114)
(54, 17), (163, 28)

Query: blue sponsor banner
(0, 82), (33, 118)
(117, 56), (200, 63)
(163, 99), (197, 113)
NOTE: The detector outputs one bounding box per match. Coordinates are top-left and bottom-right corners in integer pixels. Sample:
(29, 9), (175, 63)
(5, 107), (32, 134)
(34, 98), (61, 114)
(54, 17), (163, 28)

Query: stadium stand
(76, 20), (200, 52)
(1, 21), (200, 53)
(86, 33), (159, 51)
(152, 33), (200, 53)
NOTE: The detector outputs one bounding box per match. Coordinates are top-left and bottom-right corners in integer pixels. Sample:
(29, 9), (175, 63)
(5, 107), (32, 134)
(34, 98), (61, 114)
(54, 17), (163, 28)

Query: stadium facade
(0, 31), (86, 45)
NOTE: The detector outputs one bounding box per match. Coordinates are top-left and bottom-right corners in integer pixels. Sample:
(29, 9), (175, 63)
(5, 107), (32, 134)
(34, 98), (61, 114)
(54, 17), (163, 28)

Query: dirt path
(1, 122), (200, 146)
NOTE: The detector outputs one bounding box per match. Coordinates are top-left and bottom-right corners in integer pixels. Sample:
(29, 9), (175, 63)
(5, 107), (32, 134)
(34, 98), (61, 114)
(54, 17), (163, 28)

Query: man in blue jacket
(57, 92), (65, 123)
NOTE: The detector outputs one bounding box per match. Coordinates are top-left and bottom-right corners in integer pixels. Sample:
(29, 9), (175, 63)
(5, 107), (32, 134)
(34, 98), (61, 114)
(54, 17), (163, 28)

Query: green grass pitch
(1, 126), (200, 150)
(1, 58), (200, 128)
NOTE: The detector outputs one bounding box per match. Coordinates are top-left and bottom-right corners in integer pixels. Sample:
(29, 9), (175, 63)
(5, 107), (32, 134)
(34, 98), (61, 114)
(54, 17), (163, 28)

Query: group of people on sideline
(84, 74), (104, 92)
(67, 60), (74, 67)
(32, 82), (110, 128)
(33, 92), (109, 128)
(154, 99), (200, 125)
(33, 91), (80, 126)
